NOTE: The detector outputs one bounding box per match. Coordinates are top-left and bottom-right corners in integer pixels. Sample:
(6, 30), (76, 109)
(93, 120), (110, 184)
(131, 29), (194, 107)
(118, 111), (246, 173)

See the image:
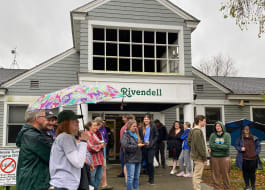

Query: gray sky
(0, 0), (264, 77)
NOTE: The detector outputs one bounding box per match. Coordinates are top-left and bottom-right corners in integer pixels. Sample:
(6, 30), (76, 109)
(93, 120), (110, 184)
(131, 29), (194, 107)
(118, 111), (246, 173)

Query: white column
(183, 104), (194, 125)
(77, 104), (89, 129)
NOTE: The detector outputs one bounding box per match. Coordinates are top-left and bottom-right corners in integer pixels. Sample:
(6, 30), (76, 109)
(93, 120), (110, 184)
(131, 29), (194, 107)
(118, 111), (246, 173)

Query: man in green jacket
(16, 110), (51, 190)
(187, 115), (207, 190)
(209, 121), (231, 190)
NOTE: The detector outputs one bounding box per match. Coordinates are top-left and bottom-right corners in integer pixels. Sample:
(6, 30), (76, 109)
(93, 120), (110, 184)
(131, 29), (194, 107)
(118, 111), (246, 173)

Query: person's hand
(100, 143), (105, 148)
(138, 143), (145, 148)
(144, 141), (150, 146)
(162, 140), (166, 144)
(90, 164), (95, 171)
(203, 161), (207, 166)
(80, 131), (89, 141)
(241, 147), (246, 151)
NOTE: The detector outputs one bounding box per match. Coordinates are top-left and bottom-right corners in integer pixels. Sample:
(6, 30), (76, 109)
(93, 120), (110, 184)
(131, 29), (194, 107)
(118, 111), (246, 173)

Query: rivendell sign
(121, 88), (162, 98)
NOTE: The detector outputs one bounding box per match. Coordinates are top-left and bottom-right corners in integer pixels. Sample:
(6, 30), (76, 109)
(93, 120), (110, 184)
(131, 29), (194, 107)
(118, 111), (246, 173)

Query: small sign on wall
(0, 148), (19, 186)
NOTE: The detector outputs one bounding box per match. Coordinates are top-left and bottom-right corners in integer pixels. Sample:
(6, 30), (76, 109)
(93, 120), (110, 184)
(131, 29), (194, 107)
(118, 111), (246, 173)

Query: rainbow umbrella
(27, 84), (124, 112)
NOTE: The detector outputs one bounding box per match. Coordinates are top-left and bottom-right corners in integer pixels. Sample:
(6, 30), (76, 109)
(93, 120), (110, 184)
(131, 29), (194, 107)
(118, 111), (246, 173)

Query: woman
(49, 110), (89, 190)
(235, 125), (261, 190)
(121, 120), (145, 190)
(139, 114), (158, 184)
(85, 121), (105, 190)
(209, 121), (231, 190)
(167, 121), (183, 175)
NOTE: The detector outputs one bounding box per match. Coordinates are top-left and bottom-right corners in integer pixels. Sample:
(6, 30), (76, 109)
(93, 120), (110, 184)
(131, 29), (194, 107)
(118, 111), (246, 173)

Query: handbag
(153, 157), (159, 167)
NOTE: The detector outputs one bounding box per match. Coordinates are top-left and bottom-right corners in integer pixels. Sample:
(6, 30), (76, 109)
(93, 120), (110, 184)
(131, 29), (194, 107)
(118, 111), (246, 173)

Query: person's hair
(194, 115), (206, 125)
(84, 121), (92, 131)
(184, 122), (191, 128)
(169, 121), (183, 136)
(56, 120), (73, 136)
(142, 114), (152, 135)
(126, 119), (142, 143)
(94, 117), (103, 125)
(242, 126), (253, 138)
(25, 110), (44, 123)
(126, 114), (135, 121)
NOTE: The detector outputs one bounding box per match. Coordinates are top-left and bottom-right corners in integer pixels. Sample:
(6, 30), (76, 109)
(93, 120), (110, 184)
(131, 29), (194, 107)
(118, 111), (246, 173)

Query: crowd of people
(15, 109), (262, 190)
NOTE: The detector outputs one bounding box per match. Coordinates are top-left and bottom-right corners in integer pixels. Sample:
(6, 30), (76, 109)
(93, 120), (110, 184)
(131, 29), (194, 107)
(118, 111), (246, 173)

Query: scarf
(128, 131), (138, 142)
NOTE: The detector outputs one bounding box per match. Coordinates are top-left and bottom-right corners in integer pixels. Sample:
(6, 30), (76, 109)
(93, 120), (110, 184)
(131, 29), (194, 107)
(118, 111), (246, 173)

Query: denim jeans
(125, 162), (141, 190)
(120, 148), (125, 174)
(90, 165), (103, 190)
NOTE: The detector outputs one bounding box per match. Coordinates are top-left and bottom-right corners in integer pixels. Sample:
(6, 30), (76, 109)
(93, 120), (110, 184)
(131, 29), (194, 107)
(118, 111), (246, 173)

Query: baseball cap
(94, 117), (103, 123)
(57, 110), (82, 124)
(45, 110), (57, 119)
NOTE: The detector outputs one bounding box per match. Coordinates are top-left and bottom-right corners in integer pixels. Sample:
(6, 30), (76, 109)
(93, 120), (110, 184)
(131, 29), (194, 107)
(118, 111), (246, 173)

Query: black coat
(121, 131), (142, 163)
(139, 125), (159, 149)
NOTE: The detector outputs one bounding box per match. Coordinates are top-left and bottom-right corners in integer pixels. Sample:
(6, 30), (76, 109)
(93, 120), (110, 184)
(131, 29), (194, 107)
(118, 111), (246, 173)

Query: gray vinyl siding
(7, 52), (80, 96)
(85, 0), (192, 76)
(162, 106), (176, 131)
(62, 105), (77, 113)
(224, 105), (250, 122)
(0, 102), (4, 146)
(193, 74), (226, 99)
(80, 20), (88, 72)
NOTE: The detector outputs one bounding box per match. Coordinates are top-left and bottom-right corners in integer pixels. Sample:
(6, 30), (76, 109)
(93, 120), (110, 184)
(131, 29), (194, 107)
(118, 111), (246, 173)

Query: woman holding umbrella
(235, 125), (261, 190)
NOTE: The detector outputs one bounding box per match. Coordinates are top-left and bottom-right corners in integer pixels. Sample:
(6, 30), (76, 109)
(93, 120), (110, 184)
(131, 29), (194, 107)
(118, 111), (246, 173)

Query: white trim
(228, 94), (263, 100)
(194, 99), (238, 105)
(192, 68), (231, 94)
(2, 48), (77, 88)
(185, 21), (199, 28)
(204, 105), (225, 123)
(73, 0), (199, 22)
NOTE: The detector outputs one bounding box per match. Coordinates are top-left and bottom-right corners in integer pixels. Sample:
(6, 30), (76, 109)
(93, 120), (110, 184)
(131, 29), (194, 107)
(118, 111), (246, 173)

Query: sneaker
(244, 186), (249, 190)
(101, 185), (113, 190)
(183, 173), (192, 178)
(148, 180), (155, 185)
(170, 169), (177, 175)
(176, 172), (185, 177)
(117, 173), (124, 178)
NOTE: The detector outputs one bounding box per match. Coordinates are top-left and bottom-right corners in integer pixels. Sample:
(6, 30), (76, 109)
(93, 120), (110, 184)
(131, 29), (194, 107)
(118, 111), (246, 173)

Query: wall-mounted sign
(121, 88), (162, 97)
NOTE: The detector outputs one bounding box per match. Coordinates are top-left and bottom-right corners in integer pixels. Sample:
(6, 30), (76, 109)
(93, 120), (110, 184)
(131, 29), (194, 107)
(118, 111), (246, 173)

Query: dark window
(157, 46), (167, 58)
(144, 31), (154, 43)
(93, 43), (104, 55)
(205, 107), (222, 141)
(132, 59), (143, 72)
(119, 59), (130, 71)
(106, 58), (117, 71)
(156, 32), (166, 44)
(106, 44), (117, 56)
(144, 46), (154, 58)
(253, 108), (265, 124)
(144, 60), (155, 72)
(93, 28), (104, 41)
(93, 57), (105, 70)
(119, 30), (130, 42)
(7, 105), (27, 144)
(106, 29), (117, 41)
(30, 80), (39, 89)
(196, 84), (204, 92)
(119, 44), (130, 57)
(132, 45), (142, 57)
(132, 30), (142, 43)
(168, 33), (178, 44)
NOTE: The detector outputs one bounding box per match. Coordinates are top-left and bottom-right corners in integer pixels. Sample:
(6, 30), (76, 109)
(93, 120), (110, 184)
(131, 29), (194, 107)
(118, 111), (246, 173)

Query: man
(46, 110), (58, 140)
(16, 110), (51, 190)
(154, 119), (168, 168)
(95, 117), (113, 190)
(187, 115), (207, 190)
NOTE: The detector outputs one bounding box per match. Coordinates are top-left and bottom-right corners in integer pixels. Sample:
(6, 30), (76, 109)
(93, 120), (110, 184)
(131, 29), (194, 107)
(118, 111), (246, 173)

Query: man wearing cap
(16, 110), (51, 190)
(46, 110), (58, 140)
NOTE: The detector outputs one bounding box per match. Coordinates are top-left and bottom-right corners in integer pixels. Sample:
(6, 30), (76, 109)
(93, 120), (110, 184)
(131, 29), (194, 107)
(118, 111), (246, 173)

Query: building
(0, 0), (265, 158)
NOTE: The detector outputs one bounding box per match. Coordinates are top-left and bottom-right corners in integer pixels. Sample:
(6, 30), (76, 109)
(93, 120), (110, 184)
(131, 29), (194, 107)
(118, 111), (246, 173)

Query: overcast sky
(0, 0), (264, 77)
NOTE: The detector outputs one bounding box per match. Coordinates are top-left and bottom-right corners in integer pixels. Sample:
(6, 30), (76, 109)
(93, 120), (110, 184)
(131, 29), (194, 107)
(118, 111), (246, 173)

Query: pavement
(104, 164), (213, 190)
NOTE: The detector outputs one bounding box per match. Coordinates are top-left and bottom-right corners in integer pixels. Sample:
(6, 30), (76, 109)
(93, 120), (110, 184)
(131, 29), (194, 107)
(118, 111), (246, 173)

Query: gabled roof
(213, 76), (265, 95)
(0, 68), (28, 85)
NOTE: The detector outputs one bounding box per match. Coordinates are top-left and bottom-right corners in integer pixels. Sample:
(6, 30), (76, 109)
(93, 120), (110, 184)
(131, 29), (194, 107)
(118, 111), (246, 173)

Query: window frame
(88, 21), (184, 75)
(250, 106), (265, 124)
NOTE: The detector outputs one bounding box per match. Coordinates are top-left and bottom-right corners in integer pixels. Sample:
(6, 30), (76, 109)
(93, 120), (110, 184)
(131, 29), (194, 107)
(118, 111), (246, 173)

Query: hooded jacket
(209, 121), (231, 157)
(16, 124), (51, 190)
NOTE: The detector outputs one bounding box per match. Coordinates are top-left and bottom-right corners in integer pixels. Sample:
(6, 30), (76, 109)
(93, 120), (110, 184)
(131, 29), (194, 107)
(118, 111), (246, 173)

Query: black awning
(87, 102), (177, 112)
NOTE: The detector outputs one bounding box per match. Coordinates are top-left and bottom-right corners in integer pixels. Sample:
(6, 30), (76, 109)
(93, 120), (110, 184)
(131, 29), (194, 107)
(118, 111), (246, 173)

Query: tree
(198, 54), (238, 76)
(220, 0), (265, 37)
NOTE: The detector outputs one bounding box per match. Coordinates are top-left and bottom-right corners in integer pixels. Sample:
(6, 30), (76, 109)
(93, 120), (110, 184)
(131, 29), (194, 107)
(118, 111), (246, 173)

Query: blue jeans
(90, 165), (103, 190)
(120, 148), (125, 174)
(125, 162), (141, 190)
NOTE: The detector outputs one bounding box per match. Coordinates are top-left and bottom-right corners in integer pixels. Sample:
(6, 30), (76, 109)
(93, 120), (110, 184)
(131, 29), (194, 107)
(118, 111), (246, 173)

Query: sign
(0, 148), (19, 186)
(121, 88), (162, 97)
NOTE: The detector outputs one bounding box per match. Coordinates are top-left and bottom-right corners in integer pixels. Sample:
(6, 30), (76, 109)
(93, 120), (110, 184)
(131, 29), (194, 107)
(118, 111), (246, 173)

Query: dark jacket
(121, 131), (142, 163)
(235, 135), (261, 169)
(139, 124), (159, 149)
(157, 125), (168, 143)
(209, 121), (231, 157)
(16, 124), (51, 190)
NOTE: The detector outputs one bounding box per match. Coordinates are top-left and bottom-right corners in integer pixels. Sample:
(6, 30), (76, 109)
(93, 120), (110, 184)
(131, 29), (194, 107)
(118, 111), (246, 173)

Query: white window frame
(250, 106), (265, 123)
(3, 103), (29, 147)
(88, 20), (184, 75)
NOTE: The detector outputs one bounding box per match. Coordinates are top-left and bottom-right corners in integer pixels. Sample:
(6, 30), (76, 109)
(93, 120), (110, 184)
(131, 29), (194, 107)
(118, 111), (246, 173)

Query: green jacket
(187, 127), (207, 162)
(16, 124), (51, 190)
(209, 121), (231, 157)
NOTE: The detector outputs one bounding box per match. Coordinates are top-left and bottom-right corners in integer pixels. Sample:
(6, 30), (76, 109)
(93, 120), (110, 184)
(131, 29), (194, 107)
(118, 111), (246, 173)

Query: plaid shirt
(87, 132), (104, 166)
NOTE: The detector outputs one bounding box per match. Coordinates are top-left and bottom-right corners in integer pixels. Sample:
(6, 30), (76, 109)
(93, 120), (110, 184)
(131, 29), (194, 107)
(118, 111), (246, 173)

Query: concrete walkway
(105, 164), (213, 190)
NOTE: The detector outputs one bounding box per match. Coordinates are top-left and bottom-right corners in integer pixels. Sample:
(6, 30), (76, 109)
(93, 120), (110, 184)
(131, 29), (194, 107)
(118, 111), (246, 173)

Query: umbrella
(27, 84), (124, 125)
(225, 119), (265, 146)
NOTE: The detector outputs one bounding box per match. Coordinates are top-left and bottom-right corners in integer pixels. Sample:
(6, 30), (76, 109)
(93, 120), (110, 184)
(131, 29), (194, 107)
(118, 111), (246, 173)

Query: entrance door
(105, 119), (116, 160)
